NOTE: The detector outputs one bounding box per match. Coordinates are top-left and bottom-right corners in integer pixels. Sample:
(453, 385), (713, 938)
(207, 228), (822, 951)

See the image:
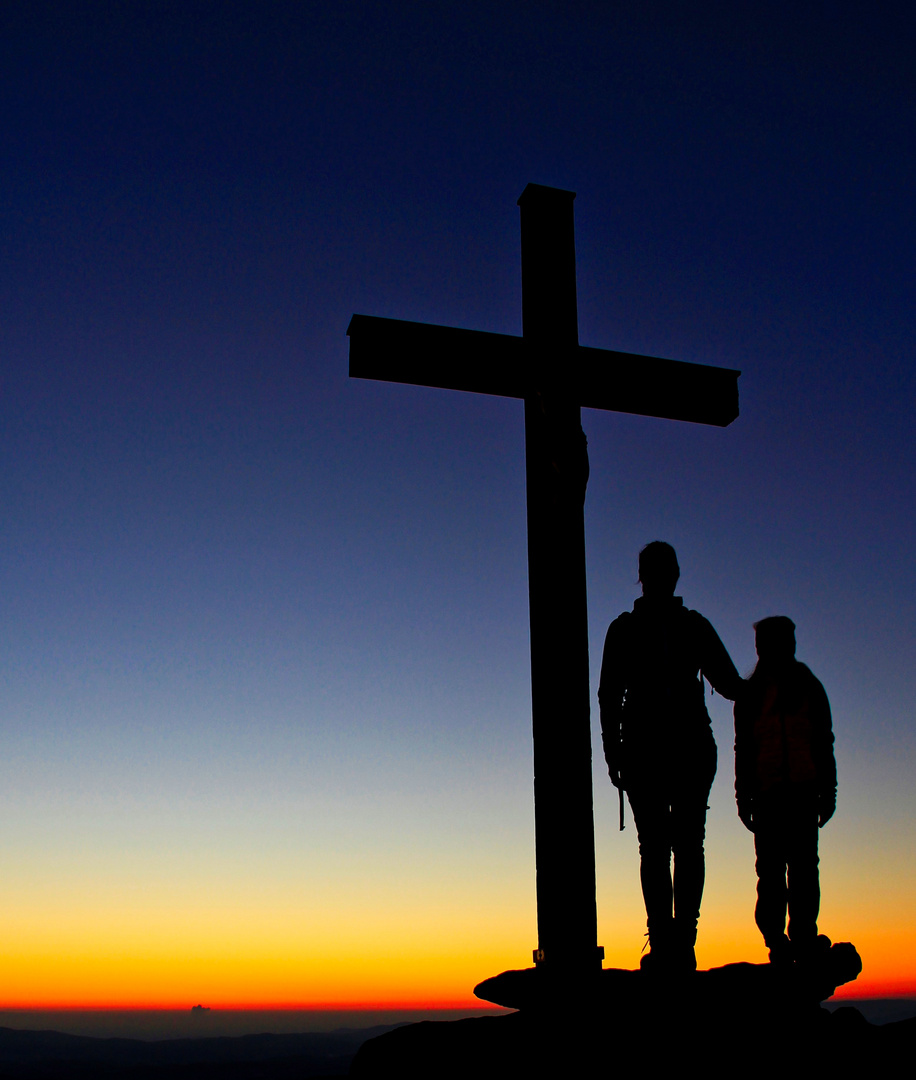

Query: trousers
(753, 790), (820, 947)
(627, 760), (715, 946)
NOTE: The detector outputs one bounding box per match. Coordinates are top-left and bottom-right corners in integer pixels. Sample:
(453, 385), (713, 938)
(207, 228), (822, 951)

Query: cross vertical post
(518, 185), (600, 974)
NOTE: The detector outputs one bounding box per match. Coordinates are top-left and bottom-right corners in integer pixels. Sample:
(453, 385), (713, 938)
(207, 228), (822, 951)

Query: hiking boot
(639, 948), (672, 973)
(673, 921), (698, 972)
(767, 934), (793, 966)
(640, 919), (676, 973)
(793, 933), (832, 967)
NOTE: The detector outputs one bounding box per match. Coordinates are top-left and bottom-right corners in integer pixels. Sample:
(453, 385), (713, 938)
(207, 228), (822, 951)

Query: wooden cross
(347, 184), (739, 976)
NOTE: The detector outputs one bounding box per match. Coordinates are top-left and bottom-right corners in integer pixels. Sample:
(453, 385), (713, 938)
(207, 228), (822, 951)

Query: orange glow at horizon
(1, 825), (913, 1009)
(0, 922), (530, 1010)
(1, 933), (913, 1010)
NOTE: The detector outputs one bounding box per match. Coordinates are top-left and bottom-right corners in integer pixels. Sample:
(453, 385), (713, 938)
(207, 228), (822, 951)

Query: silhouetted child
(734, 616), (836, 964)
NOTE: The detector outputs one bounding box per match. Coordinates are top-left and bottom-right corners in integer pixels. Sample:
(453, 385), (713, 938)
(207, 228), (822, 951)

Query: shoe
(678, 944), (698, 972)
(672, 921), (698, 972)
(767, 934), (793, 966)
(793, 933), (832, 966)
(640, 921), (675, 973)
(639, 949), (671, 973)
(640, 943), (695, 974)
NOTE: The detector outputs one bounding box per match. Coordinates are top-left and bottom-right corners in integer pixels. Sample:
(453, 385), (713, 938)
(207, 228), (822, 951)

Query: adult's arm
(733, 691), (755, 831)
(598, 615), (628, 788)
(695, 613), (744, 701)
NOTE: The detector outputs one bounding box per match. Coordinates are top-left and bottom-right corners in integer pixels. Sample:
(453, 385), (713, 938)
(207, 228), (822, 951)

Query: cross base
(532, 945), (605, 970)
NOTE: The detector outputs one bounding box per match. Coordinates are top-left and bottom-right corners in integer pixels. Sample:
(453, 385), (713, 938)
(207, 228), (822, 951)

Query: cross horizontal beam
(347, 314), (740, 427)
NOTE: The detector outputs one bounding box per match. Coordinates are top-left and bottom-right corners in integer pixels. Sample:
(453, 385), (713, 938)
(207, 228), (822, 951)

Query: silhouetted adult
(734, 616), (836, 964)
(598, 542), (742, 971)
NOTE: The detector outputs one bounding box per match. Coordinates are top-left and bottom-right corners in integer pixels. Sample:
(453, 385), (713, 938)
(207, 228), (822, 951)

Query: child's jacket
(734, 661), (836, 810)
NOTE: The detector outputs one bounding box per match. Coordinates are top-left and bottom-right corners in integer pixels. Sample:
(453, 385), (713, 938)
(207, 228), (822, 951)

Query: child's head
(754, 616), (797, 664)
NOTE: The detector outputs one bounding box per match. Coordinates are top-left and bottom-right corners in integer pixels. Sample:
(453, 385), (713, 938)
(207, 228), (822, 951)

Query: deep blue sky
(0, 3), (913, 996)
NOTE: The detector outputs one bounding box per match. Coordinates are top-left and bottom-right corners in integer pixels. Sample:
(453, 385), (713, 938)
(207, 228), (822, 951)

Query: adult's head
(638, 541), (680, 598)
(754, 616), (797, 664)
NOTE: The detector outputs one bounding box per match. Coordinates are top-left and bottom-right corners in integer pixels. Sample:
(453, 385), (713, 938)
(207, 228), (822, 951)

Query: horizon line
(1, 992), (915, 1011)
(0, 1000), (502, 1012)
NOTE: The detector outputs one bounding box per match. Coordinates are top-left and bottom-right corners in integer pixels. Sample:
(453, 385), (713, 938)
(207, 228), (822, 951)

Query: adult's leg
(627, 786), (674, 951)
(670, 781), (714, 949)
(670, 742), (716, 954)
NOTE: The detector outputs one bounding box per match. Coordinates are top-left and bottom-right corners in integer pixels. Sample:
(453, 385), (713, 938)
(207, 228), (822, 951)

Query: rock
(351, 1004), (907, 1079)
(473, 941), (862, 1013)
(352, 943), (873, 1078)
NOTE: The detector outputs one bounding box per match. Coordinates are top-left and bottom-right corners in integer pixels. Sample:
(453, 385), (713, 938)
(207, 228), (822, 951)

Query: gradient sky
(1, 3), (913, 1007)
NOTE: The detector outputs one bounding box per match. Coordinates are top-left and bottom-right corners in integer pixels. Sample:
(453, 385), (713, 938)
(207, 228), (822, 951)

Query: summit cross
(347, 184), (740, 976)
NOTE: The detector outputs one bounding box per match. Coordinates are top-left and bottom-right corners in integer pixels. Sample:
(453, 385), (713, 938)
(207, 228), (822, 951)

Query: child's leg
(786, 800), (820, 947)
(753, 800), (789, 949)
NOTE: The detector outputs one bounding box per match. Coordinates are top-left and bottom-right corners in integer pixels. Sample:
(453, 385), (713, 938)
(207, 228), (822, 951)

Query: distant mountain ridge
(0, 1024), (397, 1077)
